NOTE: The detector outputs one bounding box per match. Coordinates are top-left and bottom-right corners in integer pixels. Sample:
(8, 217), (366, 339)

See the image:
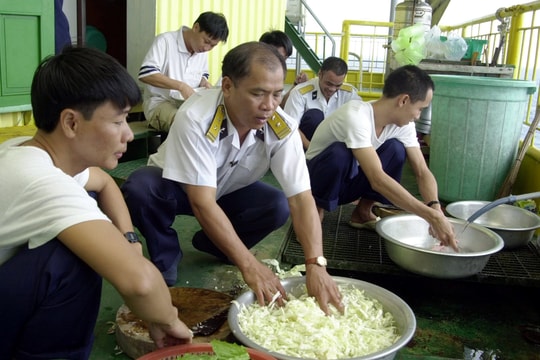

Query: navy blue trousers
(299, 109), (325, 141)
(0, 239), (102, 359)
(121, 166), (290, 285)
(307, 139), (406, 212)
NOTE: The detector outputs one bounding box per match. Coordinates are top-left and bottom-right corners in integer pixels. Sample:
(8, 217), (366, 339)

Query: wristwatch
(305, 256), (327, 267)
(124, 232), (141, 244)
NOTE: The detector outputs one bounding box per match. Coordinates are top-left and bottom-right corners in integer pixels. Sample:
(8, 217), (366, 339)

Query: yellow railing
(299, 2), (540, 139)
(440, 1), (540, 127)
(301, 21), (393, 102)
(340, 20), (393, 101)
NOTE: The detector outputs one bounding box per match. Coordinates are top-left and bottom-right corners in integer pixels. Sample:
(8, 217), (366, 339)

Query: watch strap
(124, 232), (141, 244)
(305, 256), (327, 267)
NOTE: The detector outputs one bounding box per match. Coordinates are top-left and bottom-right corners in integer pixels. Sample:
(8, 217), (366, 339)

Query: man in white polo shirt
(139, 11), (229, 132)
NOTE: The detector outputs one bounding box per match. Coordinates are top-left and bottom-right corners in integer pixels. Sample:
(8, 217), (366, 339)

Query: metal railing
(293, 1), (540, 143)
(297, 22), (392, 101)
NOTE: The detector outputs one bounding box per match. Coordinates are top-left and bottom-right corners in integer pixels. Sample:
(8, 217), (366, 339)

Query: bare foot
(350, 199), (377, 224)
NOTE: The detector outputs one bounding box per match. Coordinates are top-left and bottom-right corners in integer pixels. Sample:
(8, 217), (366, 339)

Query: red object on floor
(137, 343), (276, 360)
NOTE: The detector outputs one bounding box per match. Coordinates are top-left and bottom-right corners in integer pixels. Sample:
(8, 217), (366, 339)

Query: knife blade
(191, 307), (230, 336)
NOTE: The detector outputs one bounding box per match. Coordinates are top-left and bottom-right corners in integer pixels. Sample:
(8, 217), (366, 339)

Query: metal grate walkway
(279, 204), (540, 287)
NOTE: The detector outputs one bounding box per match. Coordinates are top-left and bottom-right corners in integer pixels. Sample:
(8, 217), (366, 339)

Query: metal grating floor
(106, 157), (148, 185)
(279, 204), (540, 287)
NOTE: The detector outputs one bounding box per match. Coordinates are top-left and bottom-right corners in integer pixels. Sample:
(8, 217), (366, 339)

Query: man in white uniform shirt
(284, 56), (361, 149)
(306, 65), (458, 251)
(122, 42), (343, 315)
(139, 12), (229, 132)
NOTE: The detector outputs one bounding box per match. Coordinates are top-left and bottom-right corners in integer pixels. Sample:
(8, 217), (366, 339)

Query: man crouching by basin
(305, 65), (459, 251)
(121, 42), (343, 315)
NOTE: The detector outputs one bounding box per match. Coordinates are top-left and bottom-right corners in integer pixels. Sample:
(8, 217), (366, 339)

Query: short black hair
(222, 42), (286, 85)
(320, 56), (348, 76)
(383, 65), (435, 103)
(195, 12), (229, 42)
(259, 30), (293, 58)
(31, 46), (141, 132)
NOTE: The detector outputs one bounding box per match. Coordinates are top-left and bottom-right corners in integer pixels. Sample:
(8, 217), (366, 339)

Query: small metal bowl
(446, 200), (540, 249)
(228, 276), (416, 360)
(376, 214), (504, 279)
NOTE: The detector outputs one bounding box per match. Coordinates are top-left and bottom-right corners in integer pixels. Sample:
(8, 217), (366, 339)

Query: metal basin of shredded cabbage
(228, 276), (416, 360)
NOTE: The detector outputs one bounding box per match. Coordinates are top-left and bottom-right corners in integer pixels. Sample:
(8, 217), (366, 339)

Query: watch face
(317, 256), (327, 266)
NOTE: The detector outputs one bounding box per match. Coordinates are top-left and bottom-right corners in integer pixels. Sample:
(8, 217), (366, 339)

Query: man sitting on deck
(284, 56), (361, 150)
(139, 11), (229, 132)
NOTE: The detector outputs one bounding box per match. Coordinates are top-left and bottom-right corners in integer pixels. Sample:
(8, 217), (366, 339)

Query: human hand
(428, 214), (459, 252)
(305, 265), (343, 315)
(179, 83), (196, 100)
(147, 314), (193, 348)
(200, 77), (213, 89)
(242, 261), (287, 307)
(295, 72), (308, 85)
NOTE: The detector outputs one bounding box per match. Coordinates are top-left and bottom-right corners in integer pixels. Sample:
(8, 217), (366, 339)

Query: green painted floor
(92, 160), (540, 360)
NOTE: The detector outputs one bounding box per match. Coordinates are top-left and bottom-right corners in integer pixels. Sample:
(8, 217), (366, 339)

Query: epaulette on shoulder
(205, 105), (226, 142)
(267, 112), (291, 139)
(298, 84), (315, 95)
(340, 83), (355, 92)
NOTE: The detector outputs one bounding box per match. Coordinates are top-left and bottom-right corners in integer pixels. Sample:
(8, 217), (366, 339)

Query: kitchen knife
(191, 307), (230, 336)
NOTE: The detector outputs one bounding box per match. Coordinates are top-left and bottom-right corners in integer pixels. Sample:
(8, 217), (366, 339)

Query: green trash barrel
(429, 75), (536, 202)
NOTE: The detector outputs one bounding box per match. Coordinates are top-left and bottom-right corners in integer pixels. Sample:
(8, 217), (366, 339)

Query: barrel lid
(431, 74), (537, 94)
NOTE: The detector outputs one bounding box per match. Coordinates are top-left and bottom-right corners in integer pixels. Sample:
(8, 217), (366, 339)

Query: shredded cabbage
(261, 259), (305, 279)
(236, 284), (400, 359)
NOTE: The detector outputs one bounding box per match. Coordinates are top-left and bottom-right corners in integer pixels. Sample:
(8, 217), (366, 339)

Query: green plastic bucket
(429, 75), (536, 202)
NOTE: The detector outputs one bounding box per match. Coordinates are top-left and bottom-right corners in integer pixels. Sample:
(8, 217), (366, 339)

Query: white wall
(62, 0), (78, 45)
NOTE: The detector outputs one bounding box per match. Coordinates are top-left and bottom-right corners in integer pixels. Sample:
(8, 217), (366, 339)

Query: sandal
(348, 217), (381, 230)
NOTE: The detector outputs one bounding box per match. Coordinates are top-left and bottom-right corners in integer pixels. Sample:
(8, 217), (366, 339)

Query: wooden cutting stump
(115, 287), (234, 359)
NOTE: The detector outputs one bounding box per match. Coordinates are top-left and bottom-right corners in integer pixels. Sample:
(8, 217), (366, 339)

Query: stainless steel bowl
(446, 200), (540, 249)
(228, 276), (416, 360)
(375, 214), (504, 279)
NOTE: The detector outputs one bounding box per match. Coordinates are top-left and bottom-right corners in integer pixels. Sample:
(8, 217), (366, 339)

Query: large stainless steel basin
(229, 276), (416, 360)
(376, 214), (504, 279)
(446, 200), (540, 249)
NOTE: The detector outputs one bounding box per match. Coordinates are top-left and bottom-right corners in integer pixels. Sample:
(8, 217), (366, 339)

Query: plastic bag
(425, 26), (446, 60)
(443, 34), (468, 61)
(425, 26), (468, 61)
(391, 23), (426, 66)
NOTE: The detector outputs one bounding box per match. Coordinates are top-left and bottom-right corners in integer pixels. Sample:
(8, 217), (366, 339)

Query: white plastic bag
(425, 26), (468, 61)
(443, 34), (468, 61)
(425, 26), (446, 60)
